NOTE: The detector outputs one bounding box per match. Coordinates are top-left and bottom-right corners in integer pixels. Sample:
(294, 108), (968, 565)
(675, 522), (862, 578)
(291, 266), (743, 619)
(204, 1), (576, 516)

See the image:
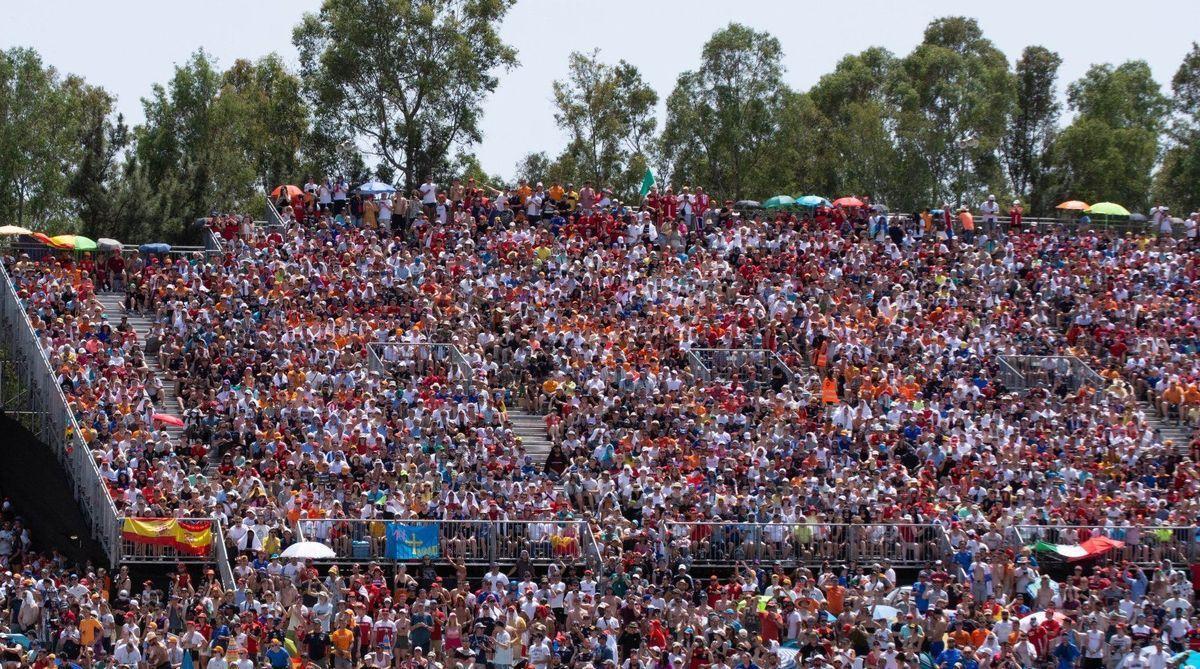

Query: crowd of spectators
(5, 177), (1200, 668)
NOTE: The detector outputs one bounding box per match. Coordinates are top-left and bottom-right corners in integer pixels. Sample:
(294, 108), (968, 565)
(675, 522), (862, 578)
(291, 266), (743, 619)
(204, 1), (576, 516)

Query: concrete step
(507, 410), (554, 464)
(1138, 401), (1192, 455)
(95, 291), (212, 470)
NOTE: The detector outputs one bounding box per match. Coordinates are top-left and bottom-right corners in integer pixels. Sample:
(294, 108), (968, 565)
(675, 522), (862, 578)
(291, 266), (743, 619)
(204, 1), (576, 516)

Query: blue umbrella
(357, 181), (397, 195)
(795, 195), (831, 208)
(139, 243), (171, 254)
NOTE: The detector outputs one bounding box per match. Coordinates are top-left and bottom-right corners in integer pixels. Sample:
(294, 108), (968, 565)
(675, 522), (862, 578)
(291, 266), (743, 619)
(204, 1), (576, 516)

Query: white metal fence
(665, 522), (953, 568)
(1012, 525), (1199, 566)
(296, 518), (592, 566)
(0, 262), (122, 566)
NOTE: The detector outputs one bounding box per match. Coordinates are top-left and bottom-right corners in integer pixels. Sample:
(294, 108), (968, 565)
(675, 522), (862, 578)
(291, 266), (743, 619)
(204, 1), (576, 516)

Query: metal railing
(665, 522), (950, 567)
(296, 518), (590, 565)
(370, 341), (477, 390)
(1012, 524), (1199, 566)
(1, 263), (233, 577)
(998, 355), (1106, 392)
(213, 518), (235, 589)
(119, 517), (221, 563)
(0, 262), (122, 566)
(686, 347), (797, 391)
(264, 196), (287, 231)
(203, 227), (226, 256)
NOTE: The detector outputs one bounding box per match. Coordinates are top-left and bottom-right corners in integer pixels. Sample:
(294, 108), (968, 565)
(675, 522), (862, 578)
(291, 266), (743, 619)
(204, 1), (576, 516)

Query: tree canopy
(5, 11), (1200, 240)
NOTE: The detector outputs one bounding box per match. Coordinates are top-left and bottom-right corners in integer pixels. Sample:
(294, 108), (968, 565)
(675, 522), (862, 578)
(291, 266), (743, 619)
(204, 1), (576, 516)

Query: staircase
(95, 293), (210, 472)
(1139, 399), (1194, 456)
(507, 409), (553, 471)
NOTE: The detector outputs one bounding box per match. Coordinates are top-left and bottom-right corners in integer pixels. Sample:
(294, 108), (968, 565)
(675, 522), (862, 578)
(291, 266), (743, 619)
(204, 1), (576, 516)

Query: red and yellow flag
(122, 518), (213, 556)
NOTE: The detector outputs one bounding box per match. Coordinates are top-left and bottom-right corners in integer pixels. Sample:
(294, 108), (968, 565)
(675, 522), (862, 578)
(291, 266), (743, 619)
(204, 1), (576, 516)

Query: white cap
(987, 194), (995, 201)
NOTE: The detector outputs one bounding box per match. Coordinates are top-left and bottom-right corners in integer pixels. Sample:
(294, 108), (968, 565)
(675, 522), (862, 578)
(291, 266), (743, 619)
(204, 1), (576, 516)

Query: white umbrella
(280, 541), (337, 560)
(97, 238), (123, 251)
(871, 605), (901, 622)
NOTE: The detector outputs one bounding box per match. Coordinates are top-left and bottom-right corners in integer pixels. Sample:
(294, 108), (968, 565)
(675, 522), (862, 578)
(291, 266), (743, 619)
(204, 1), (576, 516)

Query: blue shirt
(936, 648), (963, 669)
(265, 646), (291, 669)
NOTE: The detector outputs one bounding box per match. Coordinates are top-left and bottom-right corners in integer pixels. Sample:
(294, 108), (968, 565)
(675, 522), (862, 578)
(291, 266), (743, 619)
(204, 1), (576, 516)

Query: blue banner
(385, 522), (440, 559)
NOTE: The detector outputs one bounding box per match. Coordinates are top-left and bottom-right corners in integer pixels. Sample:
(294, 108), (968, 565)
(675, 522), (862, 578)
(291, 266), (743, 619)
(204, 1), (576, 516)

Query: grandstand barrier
(296, 518), (591, 566)
(1011, 525), (1199, 566)
(1, 263), (235, 579)
(686, 347), (798, 391)
(370, 341), (478, 390)
(264, 196), (287, 231)
(0, 262), (123, 566)
(119, 517), (220, 562)
(664, 522), (953, 568)
(997, 355), (1106, 392)
(203, 226), (226, 255)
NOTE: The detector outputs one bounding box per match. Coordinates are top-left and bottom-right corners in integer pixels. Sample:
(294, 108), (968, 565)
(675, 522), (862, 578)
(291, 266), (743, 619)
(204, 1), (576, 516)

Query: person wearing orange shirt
(958, 207), (975, 244)
(824, 582), (845, 615)
(330, 623), (355, 669)
(1160, 377), (1186, 421)
(1183, 383), (1200, 424)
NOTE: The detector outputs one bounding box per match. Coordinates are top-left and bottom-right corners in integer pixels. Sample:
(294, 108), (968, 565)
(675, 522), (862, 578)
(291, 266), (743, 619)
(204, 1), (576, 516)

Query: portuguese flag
(122, 518), (214, 556)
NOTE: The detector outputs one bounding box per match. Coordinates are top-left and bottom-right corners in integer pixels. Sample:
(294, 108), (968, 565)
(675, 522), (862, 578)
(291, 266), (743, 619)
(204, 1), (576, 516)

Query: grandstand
(2, 193), (1199, 667)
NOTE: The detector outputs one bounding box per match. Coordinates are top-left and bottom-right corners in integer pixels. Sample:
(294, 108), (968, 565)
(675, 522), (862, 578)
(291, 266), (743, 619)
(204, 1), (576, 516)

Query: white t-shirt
(980, 201), (1000, 221)
(420, 182), (438, 205)
(528, 640), (551, 669)
(483, 571), (509, 594)
(493, 629), (514, 665)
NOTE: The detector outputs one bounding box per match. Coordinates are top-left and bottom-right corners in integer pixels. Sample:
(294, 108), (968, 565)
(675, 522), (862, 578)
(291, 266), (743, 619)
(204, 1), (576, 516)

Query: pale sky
(7, 0), (1199, 180)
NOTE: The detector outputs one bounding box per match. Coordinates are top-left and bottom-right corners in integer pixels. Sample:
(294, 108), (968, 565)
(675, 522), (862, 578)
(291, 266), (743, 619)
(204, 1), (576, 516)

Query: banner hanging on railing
(385, 522), (440, 559)
(122, 518), (213, 556)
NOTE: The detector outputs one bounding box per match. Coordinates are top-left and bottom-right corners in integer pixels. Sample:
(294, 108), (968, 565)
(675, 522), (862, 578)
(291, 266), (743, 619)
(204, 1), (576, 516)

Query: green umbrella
(763, 195), (796, 209)
(795, 195), (831, 208)
(50, 234), (98, 251)
(1085, 202), (1130, 217)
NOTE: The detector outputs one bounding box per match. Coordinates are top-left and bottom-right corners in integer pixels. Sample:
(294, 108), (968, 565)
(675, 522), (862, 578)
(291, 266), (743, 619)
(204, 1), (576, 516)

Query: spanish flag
(122, 518), (214, 556)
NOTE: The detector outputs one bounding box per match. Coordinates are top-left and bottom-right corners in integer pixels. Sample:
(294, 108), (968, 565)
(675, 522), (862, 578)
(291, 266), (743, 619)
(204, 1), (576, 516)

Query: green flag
(639, 168), (656, 198)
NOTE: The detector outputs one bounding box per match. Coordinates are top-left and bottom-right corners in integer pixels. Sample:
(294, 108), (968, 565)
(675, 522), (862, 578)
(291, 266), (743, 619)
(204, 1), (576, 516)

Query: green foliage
(552, 50), (657, 198)
(1048, 61), (1168, 210)
(1154, 43), (1200, 213)
(0, 48), (90, 229)
(890, 17), (1015, 207)
(6, 16), (1200, 237)
(293, 0), (517, 192)
(660, 23), (788, 199)
(1002, 46), (1062, 212)
(120, 50), (314, 242)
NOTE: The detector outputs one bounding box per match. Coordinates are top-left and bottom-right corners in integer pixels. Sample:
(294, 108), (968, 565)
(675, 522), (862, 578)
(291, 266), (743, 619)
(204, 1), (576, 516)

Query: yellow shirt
(81, 617), (103, 646)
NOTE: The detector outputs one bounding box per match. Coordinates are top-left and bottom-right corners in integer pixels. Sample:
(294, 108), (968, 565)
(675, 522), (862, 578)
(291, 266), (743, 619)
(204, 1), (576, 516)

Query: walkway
(1139, 399), (1193, 456)
(507, 408), (554, 471)
(95, 293), (212, 472)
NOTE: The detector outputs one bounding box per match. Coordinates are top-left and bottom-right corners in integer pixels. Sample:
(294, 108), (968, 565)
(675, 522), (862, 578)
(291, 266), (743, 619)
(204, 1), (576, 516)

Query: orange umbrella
(270, 184), (303, 199)
(1055, 200), (1089, 211)
(31, 232), (55, 246)
(832, 196), (864, 208)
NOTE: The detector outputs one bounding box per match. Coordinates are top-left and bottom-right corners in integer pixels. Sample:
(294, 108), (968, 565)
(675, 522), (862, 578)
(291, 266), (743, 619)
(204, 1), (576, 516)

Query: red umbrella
(270, 184), (303, 199)
(832, 197), (864, 208)
(31, 232), (55, 246)
(152, 413), (184, 428)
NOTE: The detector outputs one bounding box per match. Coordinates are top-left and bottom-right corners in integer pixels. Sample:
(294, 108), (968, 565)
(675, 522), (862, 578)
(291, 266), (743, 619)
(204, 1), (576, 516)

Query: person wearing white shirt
(419, 176), (438, 218)
(492, 627), (514, 669)
(527, 633), (551, 669)
(114, 638), (142, 666)
(980, 194), (1000, 237)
